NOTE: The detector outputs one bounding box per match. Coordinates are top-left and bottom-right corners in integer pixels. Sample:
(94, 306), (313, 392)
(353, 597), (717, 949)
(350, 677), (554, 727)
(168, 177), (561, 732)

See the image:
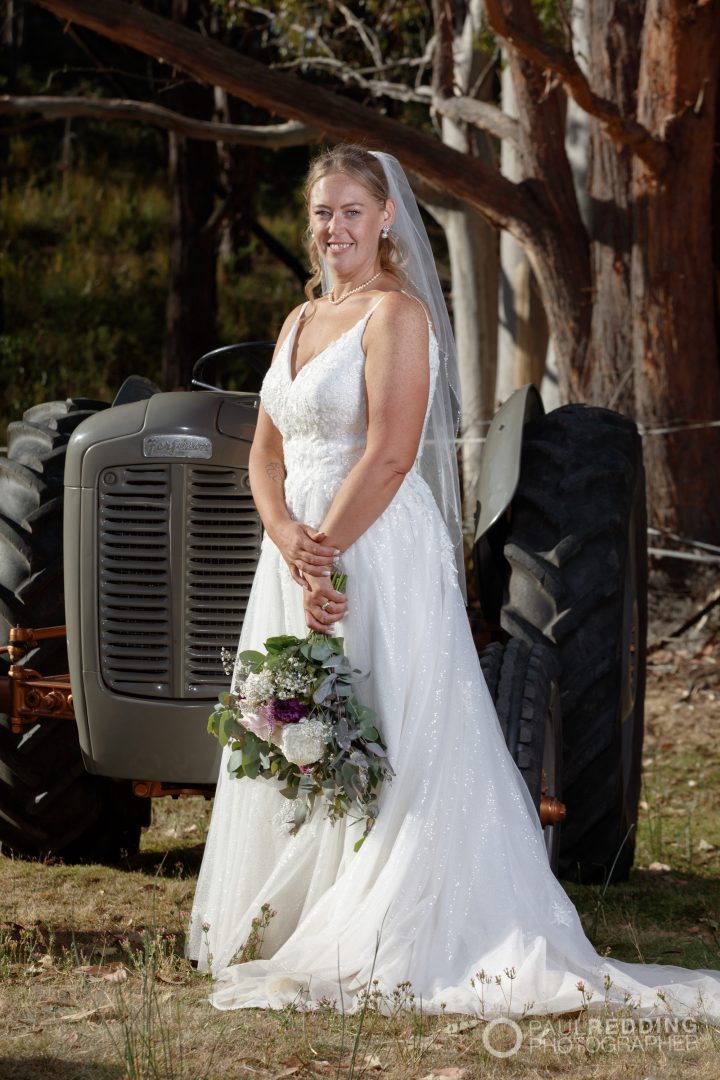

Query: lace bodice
(260, 295), (439, 521)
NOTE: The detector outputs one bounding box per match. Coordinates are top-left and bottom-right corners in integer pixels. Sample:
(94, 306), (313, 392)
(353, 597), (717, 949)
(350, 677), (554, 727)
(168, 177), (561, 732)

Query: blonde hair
(303, 144), (408, 304)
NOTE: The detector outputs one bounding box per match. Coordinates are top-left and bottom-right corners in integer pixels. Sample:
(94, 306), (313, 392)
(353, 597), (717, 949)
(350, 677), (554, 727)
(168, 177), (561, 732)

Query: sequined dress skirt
(187, 463), (720, 1023)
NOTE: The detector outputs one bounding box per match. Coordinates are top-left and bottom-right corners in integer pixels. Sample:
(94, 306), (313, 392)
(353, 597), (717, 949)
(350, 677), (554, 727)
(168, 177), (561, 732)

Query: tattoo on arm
(265, 461), (286, 486)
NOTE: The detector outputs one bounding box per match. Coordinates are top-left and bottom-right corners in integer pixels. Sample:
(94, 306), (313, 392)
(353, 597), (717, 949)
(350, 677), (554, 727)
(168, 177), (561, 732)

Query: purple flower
(268, 697), (308, 725)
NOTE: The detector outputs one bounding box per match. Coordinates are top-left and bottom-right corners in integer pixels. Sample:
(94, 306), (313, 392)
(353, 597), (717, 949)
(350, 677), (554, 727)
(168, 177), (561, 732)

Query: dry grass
(1, 660), (719, 1080)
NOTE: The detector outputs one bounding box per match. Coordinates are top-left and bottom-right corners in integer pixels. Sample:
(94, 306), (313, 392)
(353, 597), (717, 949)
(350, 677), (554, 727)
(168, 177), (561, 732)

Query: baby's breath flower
(271, 656), (315, 700)
(242, 670), (274, 708)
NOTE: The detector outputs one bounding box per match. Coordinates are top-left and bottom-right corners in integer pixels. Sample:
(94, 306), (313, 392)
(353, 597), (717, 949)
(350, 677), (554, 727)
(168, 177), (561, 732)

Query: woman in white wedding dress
(187, 145), (720, 1023)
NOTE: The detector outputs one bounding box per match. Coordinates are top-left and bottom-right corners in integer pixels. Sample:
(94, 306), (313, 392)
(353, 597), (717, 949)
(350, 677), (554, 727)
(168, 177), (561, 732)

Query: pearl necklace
(329, 270), (382, 305)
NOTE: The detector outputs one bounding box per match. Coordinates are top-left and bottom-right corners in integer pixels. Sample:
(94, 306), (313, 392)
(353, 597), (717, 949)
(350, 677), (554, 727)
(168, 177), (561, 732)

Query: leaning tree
(26, 0), (720, 545)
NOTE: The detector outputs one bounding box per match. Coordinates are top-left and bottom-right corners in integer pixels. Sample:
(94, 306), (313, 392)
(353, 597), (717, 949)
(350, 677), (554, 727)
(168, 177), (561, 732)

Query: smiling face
(308, 172), (394, 287)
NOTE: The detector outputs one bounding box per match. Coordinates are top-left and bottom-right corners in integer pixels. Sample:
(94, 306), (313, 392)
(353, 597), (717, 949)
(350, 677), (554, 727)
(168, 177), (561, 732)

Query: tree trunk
(630, 0), (720, 542)
(583, 0), (643, 414)
(435, 0), (499, 528)
(162, 1), (218, 390)
(441, 204), (498, 524)
(496, 61), (549, 406)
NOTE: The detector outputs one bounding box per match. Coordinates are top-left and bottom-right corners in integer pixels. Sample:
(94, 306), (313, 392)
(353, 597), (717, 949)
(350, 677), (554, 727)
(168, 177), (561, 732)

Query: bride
(187, 144), (720, 1023)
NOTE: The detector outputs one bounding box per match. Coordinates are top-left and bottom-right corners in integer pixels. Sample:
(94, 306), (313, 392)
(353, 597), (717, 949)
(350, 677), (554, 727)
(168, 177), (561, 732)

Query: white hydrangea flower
(279, 718), (331, 766)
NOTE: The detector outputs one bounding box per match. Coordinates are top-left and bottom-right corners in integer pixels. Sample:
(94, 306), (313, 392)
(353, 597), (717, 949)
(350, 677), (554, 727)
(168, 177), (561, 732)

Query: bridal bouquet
(208, 574), (392, 849)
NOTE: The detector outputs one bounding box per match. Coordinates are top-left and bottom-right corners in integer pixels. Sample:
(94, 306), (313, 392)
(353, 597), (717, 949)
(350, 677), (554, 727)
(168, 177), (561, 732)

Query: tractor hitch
(0, 626), (74, 733)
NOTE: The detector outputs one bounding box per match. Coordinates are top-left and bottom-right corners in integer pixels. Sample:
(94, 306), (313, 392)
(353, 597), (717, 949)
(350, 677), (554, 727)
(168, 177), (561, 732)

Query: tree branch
(274, 55), (434, 106)
(433, 94), (520, 147)
(484, 0), (670, 172)
(0, 94), (320, 147)
(29, 0), (534, 237)
(336, 2), (383, 69)
(408, 169), (466, 213)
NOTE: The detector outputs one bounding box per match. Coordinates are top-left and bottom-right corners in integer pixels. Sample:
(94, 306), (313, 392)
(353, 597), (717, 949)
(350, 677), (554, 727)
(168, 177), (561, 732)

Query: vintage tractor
(0, 350), (646, 882)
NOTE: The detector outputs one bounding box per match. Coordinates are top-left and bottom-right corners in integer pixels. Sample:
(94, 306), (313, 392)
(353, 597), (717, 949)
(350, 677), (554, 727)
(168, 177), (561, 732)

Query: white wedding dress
(187, 297), (720, 1023)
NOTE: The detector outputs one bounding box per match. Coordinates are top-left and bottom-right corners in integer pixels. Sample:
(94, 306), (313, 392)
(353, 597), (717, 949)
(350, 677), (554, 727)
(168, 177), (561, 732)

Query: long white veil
(320, 151), (466, 601)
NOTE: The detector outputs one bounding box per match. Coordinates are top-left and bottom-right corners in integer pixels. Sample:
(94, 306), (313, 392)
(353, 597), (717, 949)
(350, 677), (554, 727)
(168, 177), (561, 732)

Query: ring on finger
(320, 599), (331, 611)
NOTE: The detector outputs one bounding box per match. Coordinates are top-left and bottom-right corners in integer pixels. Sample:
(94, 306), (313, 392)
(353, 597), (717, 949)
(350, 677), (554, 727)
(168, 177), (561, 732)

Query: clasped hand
(275, 521), (337, 587)
(274, 521), (347, 631)
(302, 574), (348, 634)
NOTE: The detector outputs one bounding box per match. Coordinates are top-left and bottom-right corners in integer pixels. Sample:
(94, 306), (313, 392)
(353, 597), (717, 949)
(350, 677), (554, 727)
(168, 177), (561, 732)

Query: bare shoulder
(366, 290), (429, 347)
(273, 301), (307, 358)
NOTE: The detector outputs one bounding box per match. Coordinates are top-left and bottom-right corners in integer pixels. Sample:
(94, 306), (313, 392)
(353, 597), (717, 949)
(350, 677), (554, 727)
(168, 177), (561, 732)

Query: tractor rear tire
(0, 399), (149, 861)
(480, 638), (562, 874)
(499, 405), (647, 884)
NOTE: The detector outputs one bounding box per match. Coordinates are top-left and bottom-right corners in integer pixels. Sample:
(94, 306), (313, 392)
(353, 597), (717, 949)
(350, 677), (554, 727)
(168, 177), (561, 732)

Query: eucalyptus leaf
(264, 635), (302, 654)
(218, 710), (239, 747)
(228, 748), (244, 774)
(335, 717), (351, 751)
(245, 759), (262, 780)
(312, 677), (334, 704)
(238, 649), (265, 667)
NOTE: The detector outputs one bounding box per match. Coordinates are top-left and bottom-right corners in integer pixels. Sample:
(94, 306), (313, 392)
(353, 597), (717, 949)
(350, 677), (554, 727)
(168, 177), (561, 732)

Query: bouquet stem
(308, 568), (347, 644)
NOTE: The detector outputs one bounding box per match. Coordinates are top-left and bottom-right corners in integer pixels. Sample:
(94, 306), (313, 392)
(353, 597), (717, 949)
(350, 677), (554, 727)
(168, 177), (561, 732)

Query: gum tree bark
(629, 0), (720, 539)
(485, 0), (720, 541)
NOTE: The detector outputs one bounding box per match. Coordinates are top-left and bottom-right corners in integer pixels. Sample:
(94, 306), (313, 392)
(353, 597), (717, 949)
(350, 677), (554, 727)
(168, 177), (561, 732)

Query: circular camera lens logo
(482, 1017), (524, 1058)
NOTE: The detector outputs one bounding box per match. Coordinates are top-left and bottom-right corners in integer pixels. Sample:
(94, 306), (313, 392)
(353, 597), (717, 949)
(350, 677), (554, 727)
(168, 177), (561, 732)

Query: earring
(381, 224), (390, 239)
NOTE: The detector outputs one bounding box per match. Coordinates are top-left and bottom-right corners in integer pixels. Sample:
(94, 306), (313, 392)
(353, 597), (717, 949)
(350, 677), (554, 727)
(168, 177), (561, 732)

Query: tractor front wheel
(0, 399), (149, 861)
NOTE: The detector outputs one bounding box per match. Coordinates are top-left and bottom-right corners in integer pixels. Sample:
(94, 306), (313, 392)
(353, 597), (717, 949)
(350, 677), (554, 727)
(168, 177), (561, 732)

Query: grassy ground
(1, 650), (719, 1079)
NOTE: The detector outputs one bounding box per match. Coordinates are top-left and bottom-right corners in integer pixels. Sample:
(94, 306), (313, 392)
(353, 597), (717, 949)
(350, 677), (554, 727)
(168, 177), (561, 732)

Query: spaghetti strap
(365, 294), (389, 318)
(400, 288), (434, 330)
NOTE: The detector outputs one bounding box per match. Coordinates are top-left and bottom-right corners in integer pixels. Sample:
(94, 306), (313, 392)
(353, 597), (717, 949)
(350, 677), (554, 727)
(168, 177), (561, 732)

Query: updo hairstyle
(303, 144), (408, 304)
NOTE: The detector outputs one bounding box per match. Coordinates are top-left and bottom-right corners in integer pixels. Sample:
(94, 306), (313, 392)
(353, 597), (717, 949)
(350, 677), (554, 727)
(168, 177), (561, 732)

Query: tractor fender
(473, 383), (545, 544)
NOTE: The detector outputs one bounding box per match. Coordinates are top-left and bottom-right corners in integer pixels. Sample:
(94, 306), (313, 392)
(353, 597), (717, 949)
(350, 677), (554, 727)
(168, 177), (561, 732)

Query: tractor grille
(184, 467), (260, 693)
(98, 463), (261, 699)
(99, 466), (172, 696)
